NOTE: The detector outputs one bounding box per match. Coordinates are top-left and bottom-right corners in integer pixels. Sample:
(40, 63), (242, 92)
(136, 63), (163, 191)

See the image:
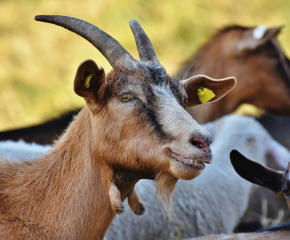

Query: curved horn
(35, 15), (135, 68)
(129, 20), (157, 62)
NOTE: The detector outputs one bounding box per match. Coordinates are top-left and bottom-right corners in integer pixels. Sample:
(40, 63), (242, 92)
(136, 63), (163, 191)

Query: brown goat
(180, 27), (290, 229)
(181, 25), (290, 231)
(185, 150), (290, 240)
(181, 25), (290, 123)
(0, 15), (236, 239)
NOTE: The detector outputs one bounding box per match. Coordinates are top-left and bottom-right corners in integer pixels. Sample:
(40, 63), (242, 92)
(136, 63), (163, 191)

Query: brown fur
(109, 181), (145, 215)
(0, 100), (163, 239)
(0, 109), (116, 239)
(127, 188), (145, 215)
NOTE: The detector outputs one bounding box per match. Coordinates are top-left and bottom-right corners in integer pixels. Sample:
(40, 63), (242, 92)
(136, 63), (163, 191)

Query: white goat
(105, 115), (290, 240)
(0, 140), (51, 159)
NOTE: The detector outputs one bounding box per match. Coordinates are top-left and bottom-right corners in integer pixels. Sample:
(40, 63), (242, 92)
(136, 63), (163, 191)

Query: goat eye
(283, 187), (290, 195)
(282, 179), (290, 196)
(120, 95), (135, 102)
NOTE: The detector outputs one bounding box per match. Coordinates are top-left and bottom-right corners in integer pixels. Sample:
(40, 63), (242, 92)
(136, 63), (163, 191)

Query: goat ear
(230, 150), (284, 193)
(74, 59), (105, 104)
(237, 26), (282, 53)
(181, 75), (236, 107)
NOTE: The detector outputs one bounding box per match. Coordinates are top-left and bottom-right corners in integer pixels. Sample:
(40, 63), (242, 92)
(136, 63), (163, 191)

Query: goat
(186, 150), (290, 240)
(1, 25), (290, 145)
(231, 150), (290, 228)
(181, 25), (290, 123)
(105, 115), (290, 240)
(0, 15), (236, 239)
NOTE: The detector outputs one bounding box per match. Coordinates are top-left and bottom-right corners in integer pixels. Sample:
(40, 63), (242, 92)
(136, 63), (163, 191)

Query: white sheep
(105, 115), (290, 240)
(0, 139), (51, 160)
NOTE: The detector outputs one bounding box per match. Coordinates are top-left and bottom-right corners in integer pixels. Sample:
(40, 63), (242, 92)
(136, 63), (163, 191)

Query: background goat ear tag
(197, 87), (215, 104)
(253, 25), (267, 39)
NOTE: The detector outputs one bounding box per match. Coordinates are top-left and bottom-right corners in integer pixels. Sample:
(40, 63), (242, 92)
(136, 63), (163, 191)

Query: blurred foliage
(0, 0), (290, 130)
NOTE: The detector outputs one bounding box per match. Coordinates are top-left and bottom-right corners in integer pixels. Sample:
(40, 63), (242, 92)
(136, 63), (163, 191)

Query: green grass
(1, 0), (290, 130)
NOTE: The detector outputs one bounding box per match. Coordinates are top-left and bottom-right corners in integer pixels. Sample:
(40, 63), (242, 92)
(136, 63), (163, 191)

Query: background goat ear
(230, 150), (284, 193)
(181, 75), (236, 107)
(74, 59), (105, 103)
(236, 26), (282, 53)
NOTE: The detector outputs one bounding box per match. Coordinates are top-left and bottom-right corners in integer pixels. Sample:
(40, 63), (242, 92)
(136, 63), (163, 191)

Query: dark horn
(129, 20), (157, 62)
(35, 15), (134, 68)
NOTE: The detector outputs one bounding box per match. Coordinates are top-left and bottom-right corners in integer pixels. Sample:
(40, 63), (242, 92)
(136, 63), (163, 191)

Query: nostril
(190, 132), (212, 148)
(191, 139), (204, 149)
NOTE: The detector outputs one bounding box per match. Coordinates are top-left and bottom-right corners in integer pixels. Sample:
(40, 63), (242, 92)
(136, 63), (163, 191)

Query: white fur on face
(151, 83), (212, 173)
(152, 83), (200, 138)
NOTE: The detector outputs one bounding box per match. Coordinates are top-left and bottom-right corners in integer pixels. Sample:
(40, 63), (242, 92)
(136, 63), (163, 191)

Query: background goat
(187, 150), (290, 240)
(182, 25), (290, 123)
(182, 24), (290, 230)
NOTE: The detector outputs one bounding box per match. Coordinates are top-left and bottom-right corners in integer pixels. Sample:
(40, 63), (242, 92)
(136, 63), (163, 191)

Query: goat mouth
(170, 150), (209, 170)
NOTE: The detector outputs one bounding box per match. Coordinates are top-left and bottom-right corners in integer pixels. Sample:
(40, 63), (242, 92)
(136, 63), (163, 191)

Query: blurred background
(1, 0), (290, 131)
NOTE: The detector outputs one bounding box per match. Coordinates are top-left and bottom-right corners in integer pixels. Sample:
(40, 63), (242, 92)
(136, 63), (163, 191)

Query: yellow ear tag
(85, 74), (93, 88)
(197, 87), (215, 104)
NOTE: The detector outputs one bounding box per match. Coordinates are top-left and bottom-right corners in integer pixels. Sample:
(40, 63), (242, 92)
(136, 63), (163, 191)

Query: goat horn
(35, 15), (135, 68)
(129, 20), (157, 62)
